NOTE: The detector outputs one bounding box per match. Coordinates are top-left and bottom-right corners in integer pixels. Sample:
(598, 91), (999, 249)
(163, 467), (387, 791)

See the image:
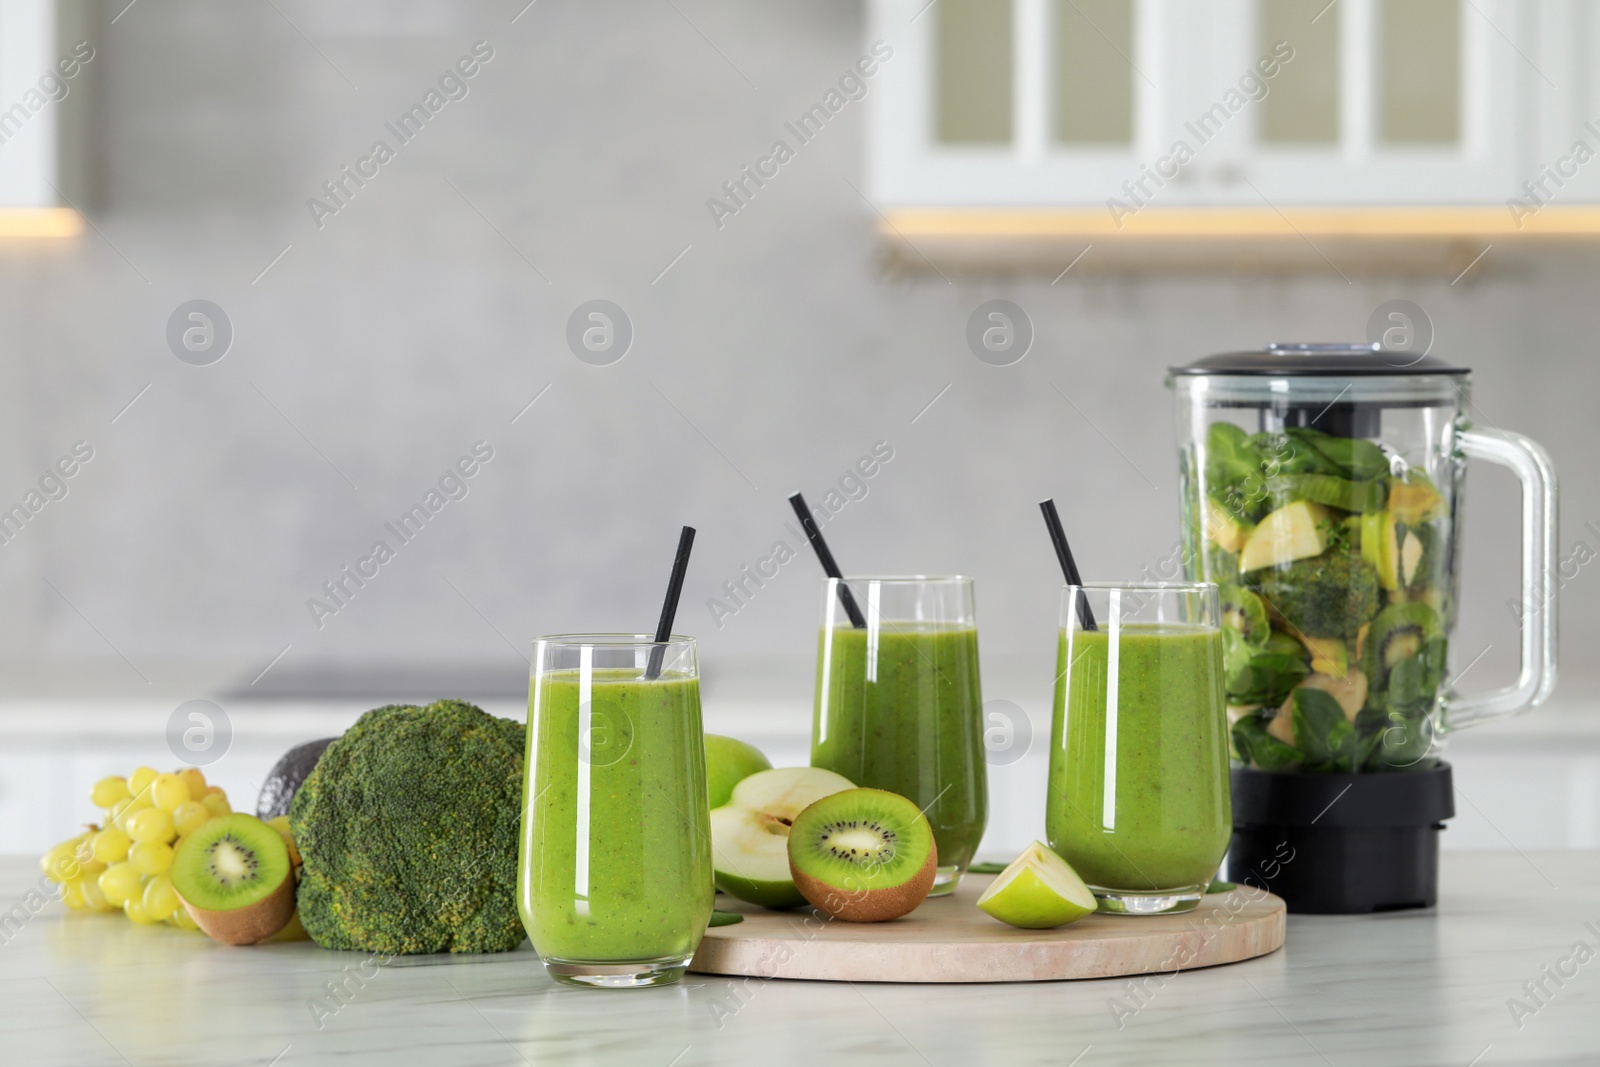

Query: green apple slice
(710, 767), (854, 909)
(1204, 495), (1254, 553)
(975, 842), (1098, 929)
(1239, 500), (1328, 573)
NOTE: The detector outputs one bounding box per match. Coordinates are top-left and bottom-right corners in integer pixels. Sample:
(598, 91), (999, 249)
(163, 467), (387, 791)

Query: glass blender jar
(1168, 343), (1558, 912)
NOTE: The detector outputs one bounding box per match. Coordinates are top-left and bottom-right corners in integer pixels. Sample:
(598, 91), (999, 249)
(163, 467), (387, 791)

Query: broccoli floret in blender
(1247, 552), (1381, 643)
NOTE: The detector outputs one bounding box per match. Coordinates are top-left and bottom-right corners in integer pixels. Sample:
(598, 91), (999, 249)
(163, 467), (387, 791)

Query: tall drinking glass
(1047, 583), (1231, 915)
(811, 576), (986, 895)
(520, 634), (713, 987)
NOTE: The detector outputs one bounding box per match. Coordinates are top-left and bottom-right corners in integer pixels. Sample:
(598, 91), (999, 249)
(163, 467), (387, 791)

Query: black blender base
(1226, 764), (1455, 915)
(1230, 824), (1441, 913)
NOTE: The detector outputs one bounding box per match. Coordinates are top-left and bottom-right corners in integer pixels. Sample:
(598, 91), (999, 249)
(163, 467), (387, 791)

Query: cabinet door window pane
(1054, 0), (1134, 144)
(1260, 0), (1340, 144)
(1380, 0), (1460, 144)
(937, 0), (1014, 144)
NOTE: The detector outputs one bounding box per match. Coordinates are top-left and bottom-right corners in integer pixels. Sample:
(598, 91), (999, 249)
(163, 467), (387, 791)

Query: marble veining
(0, 852), (1596, 1066)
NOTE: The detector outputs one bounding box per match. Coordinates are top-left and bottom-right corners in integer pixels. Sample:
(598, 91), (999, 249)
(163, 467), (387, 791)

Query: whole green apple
(704, 734), (772, 809)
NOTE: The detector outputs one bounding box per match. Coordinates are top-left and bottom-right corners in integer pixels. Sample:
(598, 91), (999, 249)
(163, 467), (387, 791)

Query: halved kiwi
(171, 813), (295, 945)
(786, 788), (936, 923)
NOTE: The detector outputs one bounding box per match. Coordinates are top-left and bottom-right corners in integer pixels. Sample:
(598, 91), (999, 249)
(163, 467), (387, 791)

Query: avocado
(1388, 477), (1445, 524)
(1299, 635), (1349, 677)
(256, 737), (336, 820)
(1239, 500), (1329, 573)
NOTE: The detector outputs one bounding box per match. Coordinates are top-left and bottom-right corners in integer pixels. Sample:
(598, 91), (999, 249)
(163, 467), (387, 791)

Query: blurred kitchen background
(3, 0), (1598, 855)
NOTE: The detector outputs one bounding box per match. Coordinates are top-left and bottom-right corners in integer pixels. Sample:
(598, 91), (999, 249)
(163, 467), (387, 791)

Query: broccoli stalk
(289, 700), (527, 954)
(1247, 552), (1380, 642)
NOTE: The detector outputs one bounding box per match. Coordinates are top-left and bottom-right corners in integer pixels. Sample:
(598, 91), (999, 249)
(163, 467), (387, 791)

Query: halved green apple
(710, 767), (853, 909)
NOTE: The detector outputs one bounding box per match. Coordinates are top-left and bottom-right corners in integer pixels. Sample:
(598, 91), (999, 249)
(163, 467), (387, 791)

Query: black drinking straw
(645, 525), (696, 680)
(787, 492), (866, 628)
(1039, 499), (1097, 631)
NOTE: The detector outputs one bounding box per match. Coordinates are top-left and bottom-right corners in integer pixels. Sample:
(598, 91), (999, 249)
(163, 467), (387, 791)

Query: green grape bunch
(40, 765), (233, 929)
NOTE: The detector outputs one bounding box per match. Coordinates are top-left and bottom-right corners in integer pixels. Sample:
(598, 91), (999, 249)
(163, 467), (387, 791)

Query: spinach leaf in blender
(1291, 688), (1357, 772)
(1226, 645), (1312, 707)
(1285, 427), (1392, 481)
(1231, 713), (1301, 772)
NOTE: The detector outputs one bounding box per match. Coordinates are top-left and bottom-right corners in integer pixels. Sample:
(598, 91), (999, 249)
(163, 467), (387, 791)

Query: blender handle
(1445, 429), (1559, 730)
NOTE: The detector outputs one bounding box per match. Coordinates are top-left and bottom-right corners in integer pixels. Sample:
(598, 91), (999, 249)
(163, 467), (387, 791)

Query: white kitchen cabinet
(0, 0), (93, 233)
(867, 0), (1600, 240)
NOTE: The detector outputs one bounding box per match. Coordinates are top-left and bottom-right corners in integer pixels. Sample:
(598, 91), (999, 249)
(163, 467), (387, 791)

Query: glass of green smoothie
(1047, 583), (1232, 915)
(521, 634), (714, 987)
(811, 576), (986, 896)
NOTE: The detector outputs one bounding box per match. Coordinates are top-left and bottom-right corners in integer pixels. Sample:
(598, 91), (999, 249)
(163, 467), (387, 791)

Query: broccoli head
(289, 699), (526, 954)
(1247, 552), (1380, 642)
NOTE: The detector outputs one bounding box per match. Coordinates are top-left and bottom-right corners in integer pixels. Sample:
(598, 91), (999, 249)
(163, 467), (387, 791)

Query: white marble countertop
(2, 852), (1597, 1066)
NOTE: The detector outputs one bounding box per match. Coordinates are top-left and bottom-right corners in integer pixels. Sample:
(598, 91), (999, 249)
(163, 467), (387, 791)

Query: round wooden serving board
(689, 876), (1285, 983)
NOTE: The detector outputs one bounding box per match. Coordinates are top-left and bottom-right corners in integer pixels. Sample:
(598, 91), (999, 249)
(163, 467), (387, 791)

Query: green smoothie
(520, 668), (713, 964)
(811, 623), (987, 884)
(1047, 624), (1231, 892)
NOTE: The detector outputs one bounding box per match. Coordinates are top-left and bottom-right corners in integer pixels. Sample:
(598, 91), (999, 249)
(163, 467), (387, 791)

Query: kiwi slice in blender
(1366, 600), (1442, 679)
(786, 788), (937, 922)
(171, 813), (295, 945)
(1220, 585), (1270, 647)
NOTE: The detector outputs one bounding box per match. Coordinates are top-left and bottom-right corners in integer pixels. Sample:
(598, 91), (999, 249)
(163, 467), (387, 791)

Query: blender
(1168, 343), (1558, 913)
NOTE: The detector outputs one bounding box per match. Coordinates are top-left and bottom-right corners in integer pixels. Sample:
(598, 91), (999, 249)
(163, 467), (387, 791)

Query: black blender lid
(1171, 342), (1468, 377)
